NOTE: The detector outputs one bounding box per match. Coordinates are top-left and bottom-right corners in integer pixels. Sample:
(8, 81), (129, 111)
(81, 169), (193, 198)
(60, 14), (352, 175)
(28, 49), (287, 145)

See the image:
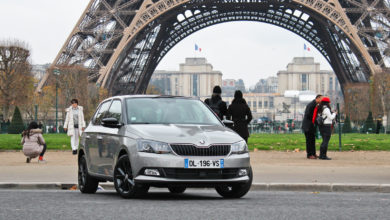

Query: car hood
(126, 124), (242, 145)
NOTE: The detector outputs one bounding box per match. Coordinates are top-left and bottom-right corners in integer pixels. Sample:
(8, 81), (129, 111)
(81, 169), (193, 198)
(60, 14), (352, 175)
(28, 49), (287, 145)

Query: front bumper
(135, 175), (249, 187)
(130, 152), (251, 186)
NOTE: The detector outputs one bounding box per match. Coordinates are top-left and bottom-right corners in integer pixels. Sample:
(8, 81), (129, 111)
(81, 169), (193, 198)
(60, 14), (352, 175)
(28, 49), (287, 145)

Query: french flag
(304, 43), (310, 51)
(195, 44), (202, 52)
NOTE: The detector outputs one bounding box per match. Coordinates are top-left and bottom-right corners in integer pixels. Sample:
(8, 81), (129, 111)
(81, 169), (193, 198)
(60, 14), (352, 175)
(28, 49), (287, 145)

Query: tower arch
(38, 0), (388, 95)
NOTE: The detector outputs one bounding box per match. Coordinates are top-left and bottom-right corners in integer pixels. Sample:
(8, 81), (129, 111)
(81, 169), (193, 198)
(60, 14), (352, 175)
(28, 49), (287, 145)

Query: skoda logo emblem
(199, 139), (205, 145)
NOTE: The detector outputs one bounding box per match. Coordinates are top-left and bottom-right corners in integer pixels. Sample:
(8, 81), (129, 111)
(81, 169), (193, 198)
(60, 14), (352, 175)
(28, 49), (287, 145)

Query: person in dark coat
(227, 90), (253, 143)
(205, 85), (227, 120)
(301, 94), (322, 159)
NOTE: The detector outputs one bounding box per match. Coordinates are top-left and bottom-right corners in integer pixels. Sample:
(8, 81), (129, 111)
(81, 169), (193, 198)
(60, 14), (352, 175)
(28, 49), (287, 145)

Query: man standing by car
(302, 94), (322, 159)
(205, 85), (227, 120)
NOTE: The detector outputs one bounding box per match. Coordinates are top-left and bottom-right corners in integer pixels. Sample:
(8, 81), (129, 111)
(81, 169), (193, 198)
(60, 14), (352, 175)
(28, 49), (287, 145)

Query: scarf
(312, 106), (318, 124)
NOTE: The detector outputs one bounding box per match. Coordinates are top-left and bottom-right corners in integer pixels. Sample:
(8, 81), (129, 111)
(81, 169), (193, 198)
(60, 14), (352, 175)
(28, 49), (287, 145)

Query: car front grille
(163, 168), (239, 179)
(170, 144), (231, 156)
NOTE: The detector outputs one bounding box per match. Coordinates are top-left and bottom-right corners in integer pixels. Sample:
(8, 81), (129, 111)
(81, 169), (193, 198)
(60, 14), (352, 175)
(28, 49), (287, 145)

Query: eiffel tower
(37, 0), (390, 95)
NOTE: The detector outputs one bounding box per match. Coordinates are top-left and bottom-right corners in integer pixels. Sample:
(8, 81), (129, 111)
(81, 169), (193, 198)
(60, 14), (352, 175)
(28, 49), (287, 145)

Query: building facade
(151, 58), (222, 97)
(277, 57), (341, 97)
(252, 76), (278, 93)
(221, 79), (246, 97)
(154, 56), (342, 123)
(214, 93), (308, 122)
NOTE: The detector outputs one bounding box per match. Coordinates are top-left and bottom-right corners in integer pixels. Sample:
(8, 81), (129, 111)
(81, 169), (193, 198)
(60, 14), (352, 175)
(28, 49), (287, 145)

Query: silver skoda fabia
(78, 95), (252, 198)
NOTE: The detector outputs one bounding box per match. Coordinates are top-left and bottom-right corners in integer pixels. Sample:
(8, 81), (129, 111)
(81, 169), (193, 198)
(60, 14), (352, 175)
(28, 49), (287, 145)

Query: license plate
(184, 159), (224, 168)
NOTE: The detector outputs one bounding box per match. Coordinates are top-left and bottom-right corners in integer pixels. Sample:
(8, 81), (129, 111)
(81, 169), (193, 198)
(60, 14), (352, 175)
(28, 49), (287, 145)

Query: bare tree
(46, 65), (109, 122)
(85, 83), (109, 121)
(343, 83), (370, 126)
(372, 69), (390, 131)
(46, 65), (88, 120)
(20, 90), (38, 121)
(0, 40), (34, 120)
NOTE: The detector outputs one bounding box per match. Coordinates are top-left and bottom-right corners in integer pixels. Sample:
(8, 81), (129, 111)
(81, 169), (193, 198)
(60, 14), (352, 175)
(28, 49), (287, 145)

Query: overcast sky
(0, 0), (332, 88)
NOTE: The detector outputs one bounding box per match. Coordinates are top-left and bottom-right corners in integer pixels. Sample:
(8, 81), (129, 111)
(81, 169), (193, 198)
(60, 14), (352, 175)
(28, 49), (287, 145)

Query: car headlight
(137, 140), (171, 154)
(231, 140), (248, 154)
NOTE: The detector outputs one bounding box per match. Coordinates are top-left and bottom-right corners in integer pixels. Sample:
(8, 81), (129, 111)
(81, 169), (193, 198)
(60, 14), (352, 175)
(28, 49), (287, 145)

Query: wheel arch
(113, 146), (131, 169)
(78, 149), (85, 162)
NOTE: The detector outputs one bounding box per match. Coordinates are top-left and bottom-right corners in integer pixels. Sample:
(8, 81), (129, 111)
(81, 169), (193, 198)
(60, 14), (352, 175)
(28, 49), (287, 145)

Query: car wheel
(114, 155), (149, 198)
(168, 186), (186, 194)
(78, 155), (99, 193)
(215, 167), (253, 198)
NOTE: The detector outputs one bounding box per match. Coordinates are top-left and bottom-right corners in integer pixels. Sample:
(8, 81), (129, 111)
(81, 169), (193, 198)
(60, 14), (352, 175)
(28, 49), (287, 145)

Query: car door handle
(97, 136), (103, 140)
(86, 135), (91, 139)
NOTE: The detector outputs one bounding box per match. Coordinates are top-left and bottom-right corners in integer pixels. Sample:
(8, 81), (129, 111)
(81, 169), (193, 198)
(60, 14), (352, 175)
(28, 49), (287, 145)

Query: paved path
(1, 150), (389, 185)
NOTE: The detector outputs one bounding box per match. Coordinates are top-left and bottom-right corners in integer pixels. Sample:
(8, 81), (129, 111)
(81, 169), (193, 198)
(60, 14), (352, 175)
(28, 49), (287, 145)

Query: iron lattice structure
(38, 0), (390, 95)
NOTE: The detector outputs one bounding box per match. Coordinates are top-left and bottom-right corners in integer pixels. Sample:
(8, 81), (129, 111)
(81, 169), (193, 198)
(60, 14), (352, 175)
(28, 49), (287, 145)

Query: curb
(250, 183), (390, 193)
(0, 182), (389, 193)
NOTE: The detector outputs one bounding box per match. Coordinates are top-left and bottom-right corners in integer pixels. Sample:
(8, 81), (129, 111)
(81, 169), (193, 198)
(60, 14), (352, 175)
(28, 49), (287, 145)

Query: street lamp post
(53, 68), (60, 133)
(34, 104), (38, 121)
(294, 95), (297, 121)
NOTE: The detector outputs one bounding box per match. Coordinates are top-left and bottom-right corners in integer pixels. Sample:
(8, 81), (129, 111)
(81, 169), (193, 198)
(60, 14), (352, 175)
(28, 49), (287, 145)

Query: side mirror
(222, 119), (234, 128)
(101, 118), (123, 128)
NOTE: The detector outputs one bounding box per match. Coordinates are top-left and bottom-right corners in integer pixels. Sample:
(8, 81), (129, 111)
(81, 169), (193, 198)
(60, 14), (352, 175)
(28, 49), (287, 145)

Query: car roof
(101, 95), (199, 103)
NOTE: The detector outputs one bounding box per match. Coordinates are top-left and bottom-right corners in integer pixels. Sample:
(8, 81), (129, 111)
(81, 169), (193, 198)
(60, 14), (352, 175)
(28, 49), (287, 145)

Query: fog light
(144, 169), (160, 176)
(238, 169), (248, 176)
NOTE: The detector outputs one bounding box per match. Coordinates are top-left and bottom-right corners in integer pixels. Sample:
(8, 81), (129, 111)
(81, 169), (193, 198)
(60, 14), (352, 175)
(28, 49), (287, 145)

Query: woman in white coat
(64, 99), (86, 155)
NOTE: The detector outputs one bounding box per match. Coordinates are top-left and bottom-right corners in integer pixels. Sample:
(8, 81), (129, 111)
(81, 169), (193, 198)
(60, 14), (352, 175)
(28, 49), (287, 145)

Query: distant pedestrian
(376, 120), (382, 134)
(205, 85), (227, 120)
(38, 122), (43, 129)
(317, 97), (337, 160)
(302, 94), (322, 159)
(21, 121), (46, 163)
(227, 90), (252, 143)
(64, 99), (86, 155)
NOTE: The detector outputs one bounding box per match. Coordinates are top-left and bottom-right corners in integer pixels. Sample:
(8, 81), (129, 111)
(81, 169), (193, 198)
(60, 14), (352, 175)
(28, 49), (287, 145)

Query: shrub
(342, 116), (352, 133)
(362, 112), (376, 133)
(8, 106), (25, 134)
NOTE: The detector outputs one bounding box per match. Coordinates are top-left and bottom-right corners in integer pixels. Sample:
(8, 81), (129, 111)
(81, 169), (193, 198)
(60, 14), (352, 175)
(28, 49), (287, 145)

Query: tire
(168, 186), (186, 194)
(78, 155), (99, 193)
(215, 167), (253, 198)
(114, 155), (149, 199)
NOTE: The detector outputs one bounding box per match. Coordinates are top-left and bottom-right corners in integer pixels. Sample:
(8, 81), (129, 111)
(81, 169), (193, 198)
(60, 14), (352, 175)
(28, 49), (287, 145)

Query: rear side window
(92, 101), (111, 125)
(105, 100), (122, 122)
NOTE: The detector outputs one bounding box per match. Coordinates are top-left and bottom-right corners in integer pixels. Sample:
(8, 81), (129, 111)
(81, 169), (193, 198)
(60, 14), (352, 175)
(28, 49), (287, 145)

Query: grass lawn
(0, 134), (70, 150)
(1, 133), (389, 151)
(248, 133), (390, 151)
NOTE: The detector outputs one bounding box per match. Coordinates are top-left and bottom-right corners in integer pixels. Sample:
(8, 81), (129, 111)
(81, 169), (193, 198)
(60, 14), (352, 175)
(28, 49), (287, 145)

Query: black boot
(318, 155), (332, 160)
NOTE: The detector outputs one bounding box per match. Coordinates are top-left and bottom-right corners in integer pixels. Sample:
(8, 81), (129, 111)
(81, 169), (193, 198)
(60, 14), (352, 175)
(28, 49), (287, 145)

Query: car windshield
(125, 98), (222, 125)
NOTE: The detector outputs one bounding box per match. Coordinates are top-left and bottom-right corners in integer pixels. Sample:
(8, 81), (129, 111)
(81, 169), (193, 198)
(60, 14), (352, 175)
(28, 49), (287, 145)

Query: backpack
(316, 107), (327, 126)
(208, 98), (222, 116)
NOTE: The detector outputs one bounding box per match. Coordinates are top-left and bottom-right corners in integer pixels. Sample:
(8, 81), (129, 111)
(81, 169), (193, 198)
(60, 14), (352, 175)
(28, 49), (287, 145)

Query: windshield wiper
(129, 122), (150, 124)
(152, 95), (187, 98)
